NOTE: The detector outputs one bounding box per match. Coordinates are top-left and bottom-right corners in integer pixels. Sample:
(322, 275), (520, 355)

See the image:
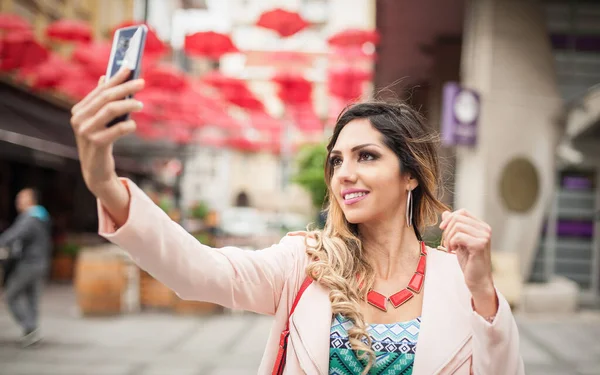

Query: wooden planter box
(172, 296), (223, 315)
(139, 270), (175, 310)
(139, 269), (222, 315)
(50, 253), (75, 281)
(74, 246), (130, 316)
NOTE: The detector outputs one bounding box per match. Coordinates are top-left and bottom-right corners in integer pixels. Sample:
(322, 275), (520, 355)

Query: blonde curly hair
(304, 101), (448, 373)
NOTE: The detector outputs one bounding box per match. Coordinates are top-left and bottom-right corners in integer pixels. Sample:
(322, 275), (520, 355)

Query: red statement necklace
(366, 241), (427, 312)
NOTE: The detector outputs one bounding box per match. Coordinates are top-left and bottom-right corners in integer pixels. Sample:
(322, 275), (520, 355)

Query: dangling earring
(406, 189), (413, 227)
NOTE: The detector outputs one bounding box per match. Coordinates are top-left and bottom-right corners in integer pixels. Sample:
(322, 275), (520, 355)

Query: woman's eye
(330, 157), (342, 167)
(359, 152), (376, 161)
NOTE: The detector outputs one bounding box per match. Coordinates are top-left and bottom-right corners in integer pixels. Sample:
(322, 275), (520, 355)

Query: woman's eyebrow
(330, 143), (382, 155)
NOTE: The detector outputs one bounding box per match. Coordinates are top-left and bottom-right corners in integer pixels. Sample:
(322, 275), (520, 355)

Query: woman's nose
(336, 160), (357, 183)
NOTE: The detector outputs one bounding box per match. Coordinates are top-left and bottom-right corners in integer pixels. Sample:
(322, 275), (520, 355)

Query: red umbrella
(272, 72), (312, 105)
(227, 135), (262, 152)
(55, 64), (97, 100)
(136, 124), (165, 140)
(184, 31), (238, 60)
(144, 64), (189, 91)
(0, 13), (31, 32)
(131, 110), (157, 128)
(328, 67), (372, 101)
(256, 8), (309, 38)
(190, 83), (244, 130)
(288, 103), (322, 133)
(201, 72), (264, 111)
(0, 30), (48, 71)
(111, 21), (167, 58)
(331, 46), (377, 62)
(46, 19), (92, 43)
(327, 29), (380, 47)
(201, 71), (243, 88)
(19, 53), (69, 90)
(71, 41), (112, 77)
(249, 111), (281, 133)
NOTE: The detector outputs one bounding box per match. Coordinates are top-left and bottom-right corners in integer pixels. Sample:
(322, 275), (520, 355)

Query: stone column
(457, 0), (563, 276)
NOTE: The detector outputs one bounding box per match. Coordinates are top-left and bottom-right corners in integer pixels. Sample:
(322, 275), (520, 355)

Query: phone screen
(106, 26), (145, 79)
(106, 26), (146, 126)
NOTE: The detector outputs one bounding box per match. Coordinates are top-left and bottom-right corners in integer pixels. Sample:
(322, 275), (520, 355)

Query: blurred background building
(0, 0), (599, 311)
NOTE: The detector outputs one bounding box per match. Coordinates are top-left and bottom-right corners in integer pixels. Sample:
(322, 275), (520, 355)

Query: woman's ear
(405, 172), (419, 191)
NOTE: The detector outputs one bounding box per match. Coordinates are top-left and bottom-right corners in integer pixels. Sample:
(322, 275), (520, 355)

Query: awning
(0, 75), (151, 175)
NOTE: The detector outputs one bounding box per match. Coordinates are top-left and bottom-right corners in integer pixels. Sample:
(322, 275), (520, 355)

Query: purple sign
(441, 82), (481, 147)
(562, 176), (593, 190)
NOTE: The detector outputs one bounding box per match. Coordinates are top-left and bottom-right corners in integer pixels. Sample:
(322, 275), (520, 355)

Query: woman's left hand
(439, 209), (498, 316)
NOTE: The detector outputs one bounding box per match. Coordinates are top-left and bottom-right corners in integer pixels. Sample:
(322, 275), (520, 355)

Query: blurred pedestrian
(70, 68), (524, 374)
(0, 188), (51, 347)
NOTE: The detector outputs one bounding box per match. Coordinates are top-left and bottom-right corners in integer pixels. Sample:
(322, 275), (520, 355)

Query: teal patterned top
(329, 314), (421, 375)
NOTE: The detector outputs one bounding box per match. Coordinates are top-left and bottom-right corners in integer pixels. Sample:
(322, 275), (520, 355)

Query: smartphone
(105, 25), (147, 127)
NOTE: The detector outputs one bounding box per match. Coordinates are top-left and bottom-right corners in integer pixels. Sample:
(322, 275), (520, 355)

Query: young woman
(70, 68), (524, 374)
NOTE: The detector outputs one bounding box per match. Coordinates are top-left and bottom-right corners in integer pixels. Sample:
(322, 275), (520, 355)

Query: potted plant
(51, 242), (80, 282)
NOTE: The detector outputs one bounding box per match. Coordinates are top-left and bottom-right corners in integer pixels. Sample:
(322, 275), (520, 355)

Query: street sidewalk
(1, 285), (599, 375)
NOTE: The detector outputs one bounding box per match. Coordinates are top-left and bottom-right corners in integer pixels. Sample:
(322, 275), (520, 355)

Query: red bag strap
(272, 276), (313, 375)
(289, 276), (313, 318)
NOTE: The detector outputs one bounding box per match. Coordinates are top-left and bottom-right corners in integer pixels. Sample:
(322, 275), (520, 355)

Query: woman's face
(329, 118), (413, 225)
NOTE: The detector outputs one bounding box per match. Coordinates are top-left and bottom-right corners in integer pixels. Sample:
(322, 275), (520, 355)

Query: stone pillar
(457, 0), (563, 277)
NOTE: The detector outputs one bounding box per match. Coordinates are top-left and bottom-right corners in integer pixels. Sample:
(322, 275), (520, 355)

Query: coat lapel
(290, 281), (331, 374)
(413, 248), (472, 374)
(288, 248), (472, 375)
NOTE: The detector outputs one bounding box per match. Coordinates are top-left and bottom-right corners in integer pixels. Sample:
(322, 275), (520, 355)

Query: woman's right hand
(70, 67), (145, 226)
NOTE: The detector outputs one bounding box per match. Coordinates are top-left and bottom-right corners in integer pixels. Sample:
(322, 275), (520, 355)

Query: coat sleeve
(470, 289), (525, 375)
(0, 215), (32, 252)
(98, 178), (306, 316)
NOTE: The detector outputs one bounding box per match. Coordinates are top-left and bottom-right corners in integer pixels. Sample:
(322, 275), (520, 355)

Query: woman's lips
(344, 192), (369, 205)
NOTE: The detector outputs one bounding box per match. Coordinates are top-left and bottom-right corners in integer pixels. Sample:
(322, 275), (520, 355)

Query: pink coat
(98, 179), (525, 374)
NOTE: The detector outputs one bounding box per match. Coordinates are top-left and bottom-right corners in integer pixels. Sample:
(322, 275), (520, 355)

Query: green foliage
(193, 232), (210, 244)
(189, 201), (210, 220)
(292, 143), (328, 209)
(57, 243), (80, 257)
(158, 197), (172, 213)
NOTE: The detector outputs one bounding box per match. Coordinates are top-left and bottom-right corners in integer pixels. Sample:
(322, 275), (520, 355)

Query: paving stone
(1, 285), (599, 375)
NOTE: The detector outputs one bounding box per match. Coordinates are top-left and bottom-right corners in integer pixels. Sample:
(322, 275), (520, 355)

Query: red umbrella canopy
(135, 121), (166, 141)
(201, 72), (264, 111)
(184, 31), (239, 60)
(288, 103), (322, 134)
(19, 53), (70, 90)
(272, 72), (312, 105)
(327, 29), (380, 48)
(227, 133), (262, 152)
(46, 19), (92, 43)
(71, 41), (112, 77)
(0, 30), (49, 71)
(143, 64), (189, 91)
(327, 67), (372, 101)
(111, 21), (167, 58)
(330, 46), (377, 63)
(55, 63), (97, 100)
(0, 13), (31, 32)
(256, 8), (309, 38)
(249, 111), (281, 133)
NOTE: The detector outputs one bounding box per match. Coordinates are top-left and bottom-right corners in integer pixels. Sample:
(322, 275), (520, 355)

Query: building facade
(376, 0), (600, 304)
